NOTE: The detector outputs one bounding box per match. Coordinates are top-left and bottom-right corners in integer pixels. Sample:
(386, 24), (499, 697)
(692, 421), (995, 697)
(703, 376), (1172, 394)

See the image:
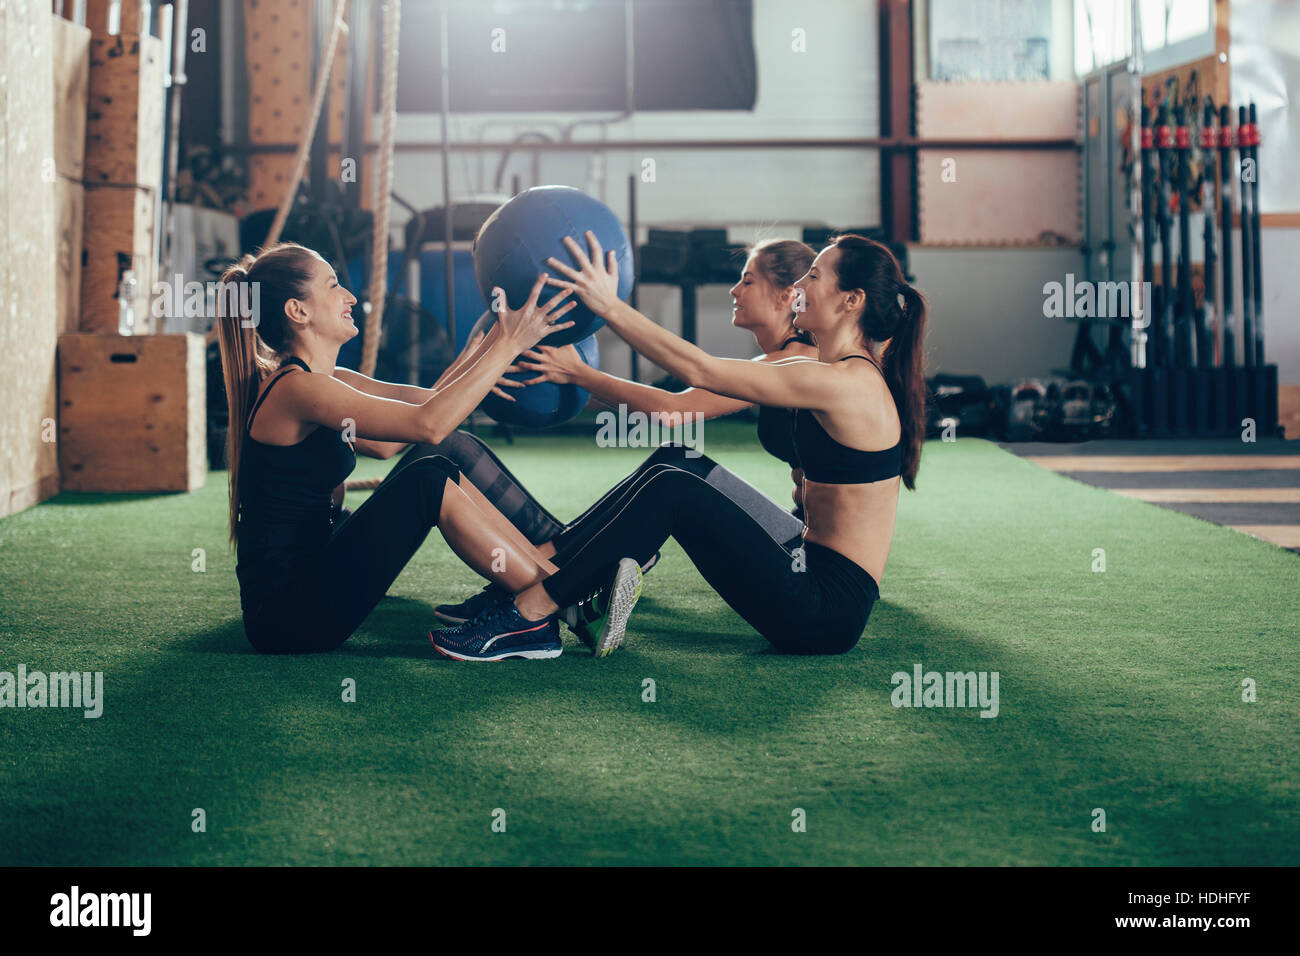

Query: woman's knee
(398, 453), (461, 485)
(647, 442), (715, 471)
(375, 454), (462, 526)
(430, 430), (490, 469)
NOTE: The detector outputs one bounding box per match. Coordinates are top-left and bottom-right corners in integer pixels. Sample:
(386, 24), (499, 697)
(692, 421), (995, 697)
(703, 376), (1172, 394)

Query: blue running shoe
(433, 582), (509, 625)
(430, 603), (562, 661)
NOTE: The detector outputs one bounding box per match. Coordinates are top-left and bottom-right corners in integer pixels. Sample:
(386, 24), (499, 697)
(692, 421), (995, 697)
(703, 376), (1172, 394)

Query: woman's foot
(562, 558), (643, 658)
(433, 582), (509, 625)
(429, 602), (561, 661)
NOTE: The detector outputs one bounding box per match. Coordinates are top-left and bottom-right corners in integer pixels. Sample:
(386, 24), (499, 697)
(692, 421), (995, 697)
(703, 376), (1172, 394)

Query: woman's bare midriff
(799, 477), (899, 584)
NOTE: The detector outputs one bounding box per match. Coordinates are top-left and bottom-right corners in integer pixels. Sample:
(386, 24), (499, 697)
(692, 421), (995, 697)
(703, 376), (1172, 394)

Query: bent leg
(249, 456), (462, 653)
(381, 431), (565, 544)
(550, 445), (803, 563)
(539, 466), (818, 647)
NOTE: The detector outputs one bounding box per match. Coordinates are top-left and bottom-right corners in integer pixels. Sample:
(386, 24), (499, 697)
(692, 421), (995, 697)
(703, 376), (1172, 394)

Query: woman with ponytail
(434, 233), (926, 658)
(425, 238), (820, 627)
(215, 241), (581, 657)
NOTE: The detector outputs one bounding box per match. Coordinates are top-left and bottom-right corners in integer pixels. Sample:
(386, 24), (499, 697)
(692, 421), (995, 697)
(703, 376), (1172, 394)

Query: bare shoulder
(837, 357), (898, 420)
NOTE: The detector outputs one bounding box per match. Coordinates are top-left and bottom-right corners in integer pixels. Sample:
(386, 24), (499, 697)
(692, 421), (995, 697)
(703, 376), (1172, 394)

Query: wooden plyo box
(84, 32), (164, 189)
(84, 0), (151, 36)
(58, 333), (207, 492)
(80, 182), (156, 333)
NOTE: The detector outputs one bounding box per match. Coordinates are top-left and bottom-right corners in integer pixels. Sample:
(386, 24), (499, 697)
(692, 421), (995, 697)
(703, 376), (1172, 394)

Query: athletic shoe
(429, 603), (562, 661)
(640, 551), (661, 575)
(562, 557), (643, 658)
(433, 582), (509, 625)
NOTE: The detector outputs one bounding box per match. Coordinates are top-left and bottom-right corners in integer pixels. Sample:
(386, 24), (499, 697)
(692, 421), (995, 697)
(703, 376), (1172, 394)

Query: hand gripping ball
(473, 185), (634, 347)
(471, 310), (601, 429)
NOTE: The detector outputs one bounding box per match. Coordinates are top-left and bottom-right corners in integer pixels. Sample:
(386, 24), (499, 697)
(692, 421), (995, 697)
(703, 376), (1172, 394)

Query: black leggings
(541, 459), (879, 655)
(242, 455), (461, 654)
(245, 436), (815, 653)
(388, 432), (805, 554)
(380, 431), (565, 544)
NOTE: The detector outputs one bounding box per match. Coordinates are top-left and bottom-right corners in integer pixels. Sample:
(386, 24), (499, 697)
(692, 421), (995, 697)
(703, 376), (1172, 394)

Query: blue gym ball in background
(472, 185), (635, 347)
(471, 310), (601, 429)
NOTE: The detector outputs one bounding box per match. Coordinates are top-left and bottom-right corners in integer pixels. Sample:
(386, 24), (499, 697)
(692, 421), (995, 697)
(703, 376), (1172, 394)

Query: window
(1074, 0), (1214, 74)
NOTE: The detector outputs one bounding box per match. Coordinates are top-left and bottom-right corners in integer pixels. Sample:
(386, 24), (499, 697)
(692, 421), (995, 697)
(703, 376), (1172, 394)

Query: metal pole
(1128, 0), (1146, 369)
(625, 0), (639, 383)
(439, 0), (456, 348)
(628, 173), (639, 383)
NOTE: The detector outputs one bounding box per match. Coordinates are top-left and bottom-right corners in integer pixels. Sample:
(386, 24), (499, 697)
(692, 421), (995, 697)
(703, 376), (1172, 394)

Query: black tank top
(793, 355), (901, 484)
(236, 357), (356, 603)
(755, 333), (812, 469)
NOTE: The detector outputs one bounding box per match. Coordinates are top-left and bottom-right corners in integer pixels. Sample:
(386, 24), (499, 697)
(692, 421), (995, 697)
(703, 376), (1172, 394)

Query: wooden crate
(58, 333), (207, 493)
(0, 0), (60, 518)
(81, 183), (156, 333)
(55, 176), (85, 334)
(85, 32), (164, 188)
(83, 0), (150, 36)
(52, 13), (91, 180)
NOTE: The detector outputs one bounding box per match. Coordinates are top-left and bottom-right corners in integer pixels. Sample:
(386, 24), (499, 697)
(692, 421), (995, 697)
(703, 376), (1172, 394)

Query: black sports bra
(793, 355), (901, 484)
(755, 334), (813, 469)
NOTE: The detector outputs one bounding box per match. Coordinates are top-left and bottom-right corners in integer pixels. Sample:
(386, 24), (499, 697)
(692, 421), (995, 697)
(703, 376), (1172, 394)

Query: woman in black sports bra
(509, 237), (817, 520)
(443, 233), (926, 657)
(424, 239), (820, 625)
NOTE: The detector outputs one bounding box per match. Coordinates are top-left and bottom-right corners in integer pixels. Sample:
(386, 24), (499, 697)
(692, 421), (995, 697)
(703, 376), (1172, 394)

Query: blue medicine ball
(471, 310), (601, 429)
(472, 185), (634, 347)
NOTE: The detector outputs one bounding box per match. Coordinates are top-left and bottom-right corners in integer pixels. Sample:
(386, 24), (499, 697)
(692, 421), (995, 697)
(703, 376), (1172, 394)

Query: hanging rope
(264, 0), (350, 248)
(360, 0), (402, 378)
(345, 0), (402, 494)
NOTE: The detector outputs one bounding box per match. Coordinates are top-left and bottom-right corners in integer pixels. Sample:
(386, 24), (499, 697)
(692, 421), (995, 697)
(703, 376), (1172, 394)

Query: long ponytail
(884, 285), (927, 490)
(829, 234), (928, 490)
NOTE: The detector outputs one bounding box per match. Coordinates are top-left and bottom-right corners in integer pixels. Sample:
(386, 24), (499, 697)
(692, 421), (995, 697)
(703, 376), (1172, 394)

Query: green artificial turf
(0, 420), (1296, 866)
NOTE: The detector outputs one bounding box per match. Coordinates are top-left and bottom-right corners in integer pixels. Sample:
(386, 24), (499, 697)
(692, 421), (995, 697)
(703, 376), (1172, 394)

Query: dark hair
(747, 238), (815, 326)
(214, 241), (320, 545)
(828, 234), (927, 490)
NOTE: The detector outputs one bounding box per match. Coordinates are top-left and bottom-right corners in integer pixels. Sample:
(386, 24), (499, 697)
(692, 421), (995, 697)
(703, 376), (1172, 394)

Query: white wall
(391, 0), (879, 224)
(908, 246), (1086, 383)
(1241, 228), (1299, 383)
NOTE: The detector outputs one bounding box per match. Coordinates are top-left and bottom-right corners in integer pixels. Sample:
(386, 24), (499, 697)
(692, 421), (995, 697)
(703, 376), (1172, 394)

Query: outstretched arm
(546, 232), (841, 411)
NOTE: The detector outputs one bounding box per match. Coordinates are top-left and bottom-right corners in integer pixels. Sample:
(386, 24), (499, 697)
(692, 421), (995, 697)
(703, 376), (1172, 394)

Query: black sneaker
(433, 583), (509, 625)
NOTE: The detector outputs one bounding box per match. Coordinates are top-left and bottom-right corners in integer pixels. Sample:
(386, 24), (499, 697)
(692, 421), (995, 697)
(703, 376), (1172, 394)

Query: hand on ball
(545, 231), (621, 318)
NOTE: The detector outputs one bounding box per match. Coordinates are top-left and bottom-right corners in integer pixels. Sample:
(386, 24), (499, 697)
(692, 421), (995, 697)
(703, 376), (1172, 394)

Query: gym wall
(0, 1), (60, 519)
(387, 0), (880, 382)
(1231, 0), (1300, 386)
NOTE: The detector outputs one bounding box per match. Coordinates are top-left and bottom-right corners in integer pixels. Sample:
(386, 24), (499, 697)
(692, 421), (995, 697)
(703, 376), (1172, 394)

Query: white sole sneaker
(593, 558), (643, 658)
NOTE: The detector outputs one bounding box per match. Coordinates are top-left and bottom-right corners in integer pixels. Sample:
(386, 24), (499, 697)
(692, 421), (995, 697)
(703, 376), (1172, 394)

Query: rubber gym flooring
(1, 420), (1296, 865)
(1003, 438), (1300, 553)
